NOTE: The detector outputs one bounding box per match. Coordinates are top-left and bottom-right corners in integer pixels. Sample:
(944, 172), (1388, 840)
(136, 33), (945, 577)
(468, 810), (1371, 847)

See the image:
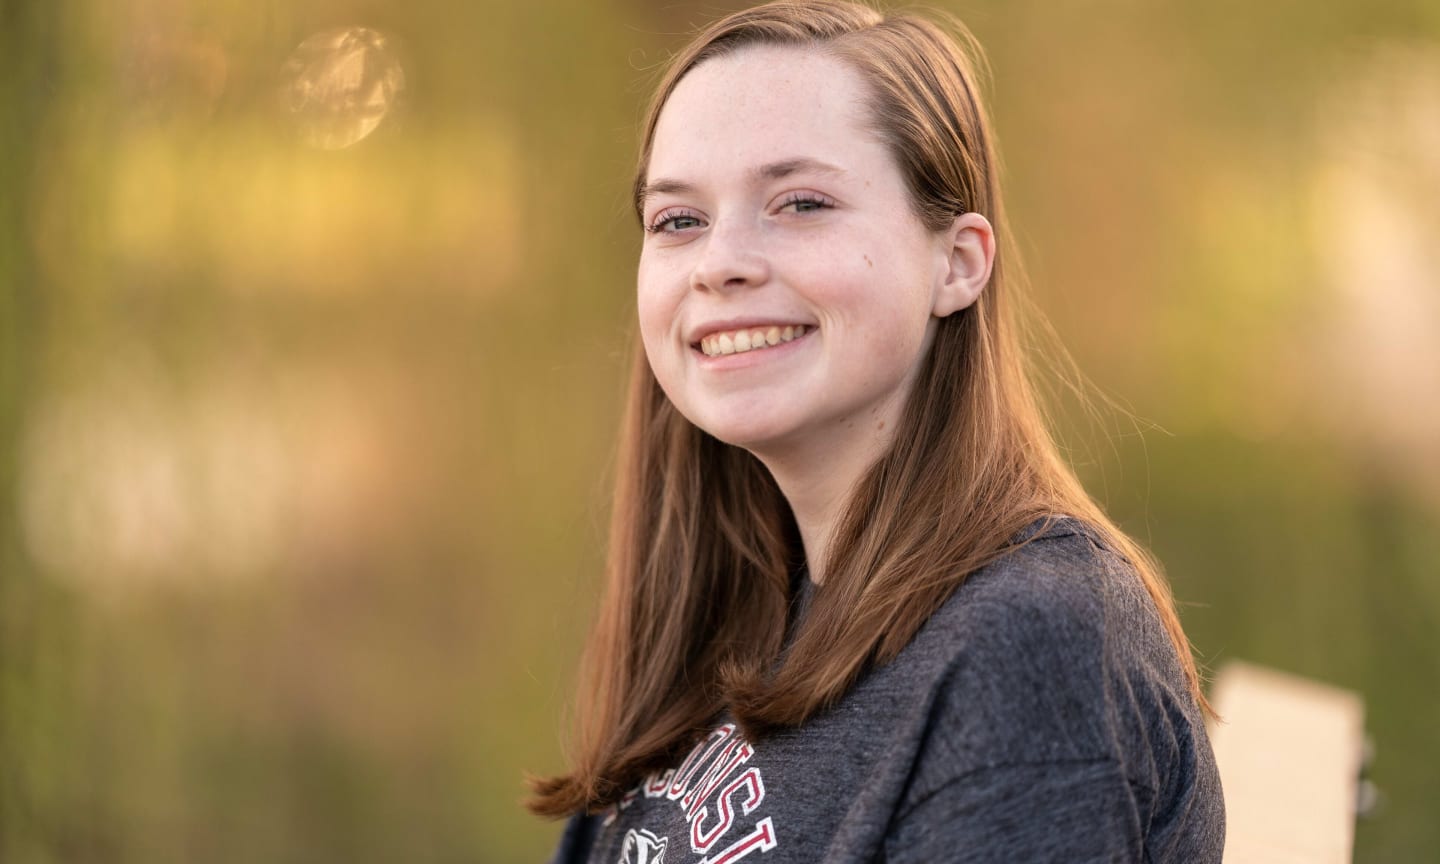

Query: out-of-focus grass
(1, 0), (1436, 861)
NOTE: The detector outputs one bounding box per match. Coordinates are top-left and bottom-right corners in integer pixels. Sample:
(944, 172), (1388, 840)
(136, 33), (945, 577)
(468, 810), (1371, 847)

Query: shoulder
(916, 517), (1147, 689)
(882, 517), (1225, 859)
(951, 515), (1128, 624)
(898, 515), (1213, 794)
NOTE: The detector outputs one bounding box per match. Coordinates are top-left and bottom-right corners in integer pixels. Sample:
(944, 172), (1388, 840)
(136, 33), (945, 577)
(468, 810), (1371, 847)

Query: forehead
(648, 46), (879, 180)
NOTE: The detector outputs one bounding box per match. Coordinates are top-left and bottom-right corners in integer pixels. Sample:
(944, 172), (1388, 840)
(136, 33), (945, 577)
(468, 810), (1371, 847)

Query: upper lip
(686, 317), (815, 346)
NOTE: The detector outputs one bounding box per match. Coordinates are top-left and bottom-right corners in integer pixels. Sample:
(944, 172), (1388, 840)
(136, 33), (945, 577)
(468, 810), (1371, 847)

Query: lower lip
(692, 329), (814, 369)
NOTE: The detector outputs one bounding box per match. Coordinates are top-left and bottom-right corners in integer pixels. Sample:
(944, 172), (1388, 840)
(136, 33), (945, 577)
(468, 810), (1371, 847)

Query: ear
(932, 211), (995, 318)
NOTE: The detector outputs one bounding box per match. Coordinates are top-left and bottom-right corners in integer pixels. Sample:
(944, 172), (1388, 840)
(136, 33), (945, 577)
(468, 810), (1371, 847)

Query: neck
(753, 408), (897, 585)
(767, 461), (849, 586)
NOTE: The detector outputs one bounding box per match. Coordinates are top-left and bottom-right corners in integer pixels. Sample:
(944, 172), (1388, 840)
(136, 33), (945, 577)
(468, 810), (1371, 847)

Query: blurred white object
(1208, 661), (1366, 864)
(282, 26), (405, 150)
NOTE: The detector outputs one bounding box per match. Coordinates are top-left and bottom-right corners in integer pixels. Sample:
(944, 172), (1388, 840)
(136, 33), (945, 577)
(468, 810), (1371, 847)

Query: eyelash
(777, 192), (834, 214)
(645, 193), (835, 235)
(646, 208), (703, 235)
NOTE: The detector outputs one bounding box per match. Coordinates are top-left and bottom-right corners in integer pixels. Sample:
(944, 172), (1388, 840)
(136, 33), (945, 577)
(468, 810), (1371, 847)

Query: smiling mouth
(698, 325), (812, 357)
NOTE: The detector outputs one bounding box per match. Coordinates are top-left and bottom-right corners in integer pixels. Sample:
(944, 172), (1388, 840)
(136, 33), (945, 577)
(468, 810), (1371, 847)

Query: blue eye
(647, 210), (704, 234)
(779, 193), (834, 214)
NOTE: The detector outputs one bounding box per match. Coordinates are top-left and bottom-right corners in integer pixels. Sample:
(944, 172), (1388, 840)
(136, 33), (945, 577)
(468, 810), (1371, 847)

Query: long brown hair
(529, 0), (1207, 818)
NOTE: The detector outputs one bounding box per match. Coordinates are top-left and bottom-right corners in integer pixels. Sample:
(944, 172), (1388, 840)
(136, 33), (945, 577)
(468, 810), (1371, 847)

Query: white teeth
(699, 324), (809, 357)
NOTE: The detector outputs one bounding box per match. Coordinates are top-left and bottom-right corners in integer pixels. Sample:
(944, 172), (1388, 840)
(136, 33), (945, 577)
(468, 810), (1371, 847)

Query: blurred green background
(1, 0), (1437, 860)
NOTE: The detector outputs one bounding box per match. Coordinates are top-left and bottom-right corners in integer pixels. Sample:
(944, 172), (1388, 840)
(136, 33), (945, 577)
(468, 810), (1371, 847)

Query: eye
(646, 208), (705, 234)
(777, 192), (834, 214)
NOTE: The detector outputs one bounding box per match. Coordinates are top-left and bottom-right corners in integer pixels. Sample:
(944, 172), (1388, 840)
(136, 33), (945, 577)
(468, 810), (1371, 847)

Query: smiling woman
(531, 2), (1224, 861)
(637, 49), (987, 494)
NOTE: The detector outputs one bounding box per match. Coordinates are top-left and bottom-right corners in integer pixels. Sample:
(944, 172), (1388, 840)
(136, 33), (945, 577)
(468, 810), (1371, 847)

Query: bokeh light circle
(281, 26), (405, 150)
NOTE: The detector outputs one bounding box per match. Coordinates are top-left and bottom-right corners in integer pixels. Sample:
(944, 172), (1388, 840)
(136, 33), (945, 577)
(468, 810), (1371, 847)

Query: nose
(689, 217), (769, 293)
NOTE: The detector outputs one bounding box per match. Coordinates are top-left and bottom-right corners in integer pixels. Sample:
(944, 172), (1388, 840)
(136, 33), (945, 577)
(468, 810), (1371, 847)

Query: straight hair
(529, 0), (1207, 818)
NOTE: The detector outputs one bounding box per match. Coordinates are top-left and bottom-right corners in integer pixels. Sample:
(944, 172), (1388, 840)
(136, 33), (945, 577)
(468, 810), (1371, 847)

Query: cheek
(635, 267), (673, 341)
(635, 275), (686, 394)
(835, 264), (937, 372)
(857, 329), (927, 389)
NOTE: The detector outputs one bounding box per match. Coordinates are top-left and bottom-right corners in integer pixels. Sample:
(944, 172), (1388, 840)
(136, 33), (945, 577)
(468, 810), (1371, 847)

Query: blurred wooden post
(1207, 661), (1366, 864)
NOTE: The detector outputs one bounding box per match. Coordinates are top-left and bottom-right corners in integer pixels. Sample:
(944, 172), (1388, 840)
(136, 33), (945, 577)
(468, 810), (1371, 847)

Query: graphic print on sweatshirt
(601, 722), (778, 864)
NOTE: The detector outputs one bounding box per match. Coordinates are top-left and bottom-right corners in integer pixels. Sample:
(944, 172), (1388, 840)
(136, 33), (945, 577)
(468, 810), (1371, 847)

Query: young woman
(532, 2), (1224, 861)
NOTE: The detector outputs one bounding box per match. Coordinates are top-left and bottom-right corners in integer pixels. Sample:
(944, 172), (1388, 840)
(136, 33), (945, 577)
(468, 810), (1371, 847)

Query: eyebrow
(638, 157), (849, 209)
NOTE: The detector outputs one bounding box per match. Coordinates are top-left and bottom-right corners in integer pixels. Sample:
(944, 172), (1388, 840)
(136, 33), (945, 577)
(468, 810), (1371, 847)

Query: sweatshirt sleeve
(885, 758), (1147, 862)
(883, 533), (1215, 862)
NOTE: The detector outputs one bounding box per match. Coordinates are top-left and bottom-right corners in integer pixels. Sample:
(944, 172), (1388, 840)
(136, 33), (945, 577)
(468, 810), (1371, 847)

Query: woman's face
(637, 46), (960, 461)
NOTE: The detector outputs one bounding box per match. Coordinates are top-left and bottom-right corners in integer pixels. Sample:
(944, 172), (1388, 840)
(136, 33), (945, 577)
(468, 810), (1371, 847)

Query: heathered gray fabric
(549, 518), (1224, 863)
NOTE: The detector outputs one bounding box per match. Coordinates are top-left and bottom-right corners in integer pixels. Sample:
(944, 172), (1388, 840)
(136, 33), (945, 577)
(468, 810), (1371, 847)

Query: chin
(694, 419), (805, 462)
(695, 421), (778, 451)
(674, 403), (768, 445)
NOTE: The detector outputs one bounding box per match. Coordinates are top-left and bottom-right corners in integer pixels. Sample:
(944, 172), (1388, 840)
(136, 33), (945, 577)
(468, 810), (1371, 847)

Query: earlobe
(933, 212), (995, 318)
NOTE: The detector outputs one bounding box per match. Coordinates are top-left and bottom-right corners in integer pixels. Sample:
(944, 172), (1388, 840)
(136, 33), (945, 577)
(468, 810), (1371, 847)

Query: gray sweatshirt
(550, 518), (1224, 863)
